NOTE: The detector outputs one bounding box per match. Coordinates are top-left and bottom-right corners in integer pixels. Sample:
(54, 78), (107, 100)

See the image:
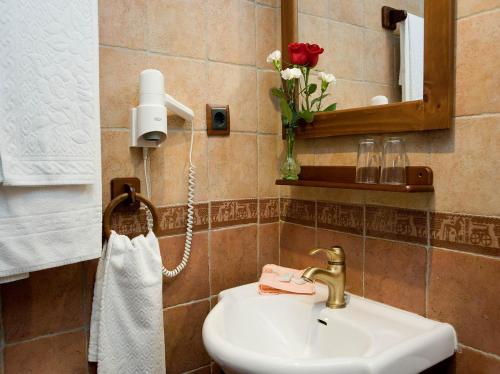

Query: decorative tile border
(259, 198), (279, 223)
(157, 203), (209, 236)
(280, 198), (316, 227)
(111, 203), (209, 237)
(111, 209), (147, 237)
(111, 197), (500, 257)
(210, 199), (258, 228)
(317, 201), (363, 235)
(430, 212), (500, 257)
(365, 205), (427, 244)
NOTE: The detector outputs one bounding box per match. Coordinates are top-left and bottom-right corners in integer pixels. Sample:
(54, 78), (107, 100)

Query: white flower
(266, 50), (281, 63)
(317, 71), (336, 84)
(281, 67), (303, 80)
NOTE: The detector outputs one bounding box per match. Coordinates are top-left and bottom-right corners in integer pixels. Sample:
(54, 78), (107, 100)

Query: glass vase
(280, 127), (301, 180)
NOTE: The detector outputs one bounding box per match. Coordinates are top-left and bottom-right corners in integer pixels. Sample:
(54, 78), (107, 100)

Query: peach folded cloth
(258, 264), (315, 295)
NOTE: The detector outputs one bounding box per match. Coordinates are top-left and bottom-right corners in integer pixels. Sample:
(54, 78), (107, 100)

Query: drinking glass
(355, 138), (380, 184)
(380, 137), (407, 185)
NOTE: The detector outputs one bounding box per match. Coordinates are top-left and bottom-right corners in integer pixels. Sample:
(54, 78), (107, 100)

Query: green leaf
(271, 88), (284, 98)
(298, 110), (314, 123)
(306, 84), (317, 95)
(280, 98), (292, 124)
(310, 94), (329, 107)
(322, 103), (337, 112)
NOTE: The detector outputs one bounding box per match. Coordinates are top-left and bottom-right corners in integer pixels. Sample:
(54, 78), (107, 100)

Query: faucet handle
(309, 246), (345, 264)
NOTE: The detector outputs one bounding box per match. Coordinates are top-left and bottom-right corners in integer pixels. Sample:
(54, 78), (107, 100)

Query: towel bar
(102, 185), (160, 239)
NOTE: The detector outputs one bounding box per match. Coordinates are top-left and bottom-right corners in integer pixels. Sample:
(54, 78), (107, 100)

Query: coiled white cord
(143, 121), (196, 278)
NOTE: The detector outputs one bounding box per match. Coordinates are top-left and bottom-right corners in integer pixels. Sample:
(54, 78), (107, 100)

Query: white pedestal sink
(202, 283), (456, 374)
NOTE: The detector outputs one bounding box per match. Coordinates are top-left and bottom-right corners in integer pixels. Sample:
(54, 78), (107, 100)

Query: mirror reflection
(297, 0), (424, 110)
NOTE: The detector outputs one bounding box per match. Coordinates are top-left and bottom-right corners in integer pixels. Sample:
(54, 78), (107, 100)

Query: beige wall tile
(455, 345), (500, 373)
(258, 71), (281, 133)
(99, 47), (146, 128)
(280, 222), (320, 269)
(329, 0), (364, 26)
(99, 0), (145, 49)
(314, 136), (359, 166)
(331, 79), (366, 110)
(257, 0), (279, 7)
(329, 22), (364, 80)
(207, 0), (256, 65)
(147, 0), (206, 59)
(363, 31), (395, 84)
(457, 0), (500, 18)
(314, 188), (366, 204)
(160, 233), (209, 307)
(147, 54), (208, 130)
(456, 10), (500, 116)
(259, 222), (280, 269)
(258, 135), (280, 198)
(149, 131), (208, 205)
(164, 301), (210, 373)
(256, 6), (280, 68)
(298, 14), (331, 69)
(101, 129), (138, 204)
(365, 238), (427, 315)
(1, 264), (84, 343)
(210, 225), (258, 294)
(298, 0), (329, 17)
(429, 248), (500, 355)
(208, 62), (257, 132)
(4, 331), (87, 374)
(208, 134), (258, 200)
(430, 115), (500, 216)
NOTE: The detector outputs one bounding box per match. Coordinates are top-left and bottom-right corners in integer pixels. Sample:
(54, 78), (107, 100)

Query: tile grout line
(3, 326), (86, 348)
(458, 343), (500, 361)
(164, 296), (212, 312)
(181, 364), (211, 374)
(456, 7), (500, 21)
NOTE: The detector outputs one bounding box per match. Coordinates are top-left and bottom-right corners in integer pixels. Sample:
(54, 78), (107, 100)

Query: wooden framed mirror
(281, 0), (455, 138)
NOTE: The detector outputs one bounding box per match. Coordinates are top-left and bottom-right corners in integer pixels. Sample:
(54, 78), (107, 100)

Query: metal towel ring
(102, 188), (160, 240)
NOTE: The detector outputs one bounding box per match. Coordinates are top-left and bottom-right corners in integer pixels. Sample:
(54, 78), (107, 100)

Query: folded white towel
(399, 13), (424, 101)
(0, 0), (101, 282)
(89, 231), (166, 374)
(0, 0), (100, 186)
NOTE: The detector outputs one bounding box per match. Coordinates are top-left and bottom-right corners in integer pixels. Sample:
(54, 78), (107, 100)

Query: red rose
(305, 43), (324, 67)
(288, 42), (308, 65)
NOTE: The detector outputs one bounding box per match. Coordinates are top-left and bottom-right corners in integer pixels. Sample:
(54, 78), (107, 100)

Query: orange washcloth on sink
(258, 264), (315, 295)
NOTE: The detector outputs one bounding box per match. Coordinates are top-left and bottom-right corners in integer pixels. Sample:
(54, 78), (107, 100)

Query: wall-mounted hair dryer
(130, 69), (194, 147)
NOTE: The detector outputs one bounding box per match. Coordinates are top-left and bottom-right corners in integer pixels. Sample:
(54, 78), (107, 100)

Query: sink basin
(202, 283), (456, 374)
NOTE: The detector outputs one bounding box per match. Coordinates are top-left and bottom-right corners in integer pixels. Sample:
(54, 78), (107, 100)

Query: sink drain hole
(317, 319), (327, 326)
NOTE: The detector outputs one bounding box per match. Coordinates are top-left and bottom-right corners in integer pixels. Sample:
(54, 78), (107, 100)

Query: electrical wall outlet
(207, 104), (230, 136)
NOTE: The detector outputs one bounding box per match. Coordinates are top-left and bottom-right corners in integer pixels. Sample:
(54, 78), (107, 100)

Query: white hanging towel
(399, 13), (424, 101)
(89, 231), (166, 374)
(0, 0), (101, 282)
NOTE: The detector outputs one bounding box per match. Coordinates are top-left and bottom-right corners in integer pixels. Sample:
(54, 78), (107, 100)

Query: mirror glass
(297, 0), (424, 110)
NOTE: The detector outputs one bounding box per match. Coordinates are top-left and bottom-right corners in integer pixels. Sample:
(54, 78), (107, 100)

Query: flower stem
(304, 67), (310, 111)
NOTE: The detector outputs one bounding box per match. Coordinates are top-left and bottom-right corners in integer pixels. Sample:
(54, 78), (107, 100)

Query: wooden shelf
(276, 166), (434, 193)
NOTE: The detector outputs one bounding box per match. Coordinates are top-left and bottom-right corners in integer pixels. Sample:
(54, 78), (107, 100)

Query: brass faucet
(301, 246), (346, 309)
